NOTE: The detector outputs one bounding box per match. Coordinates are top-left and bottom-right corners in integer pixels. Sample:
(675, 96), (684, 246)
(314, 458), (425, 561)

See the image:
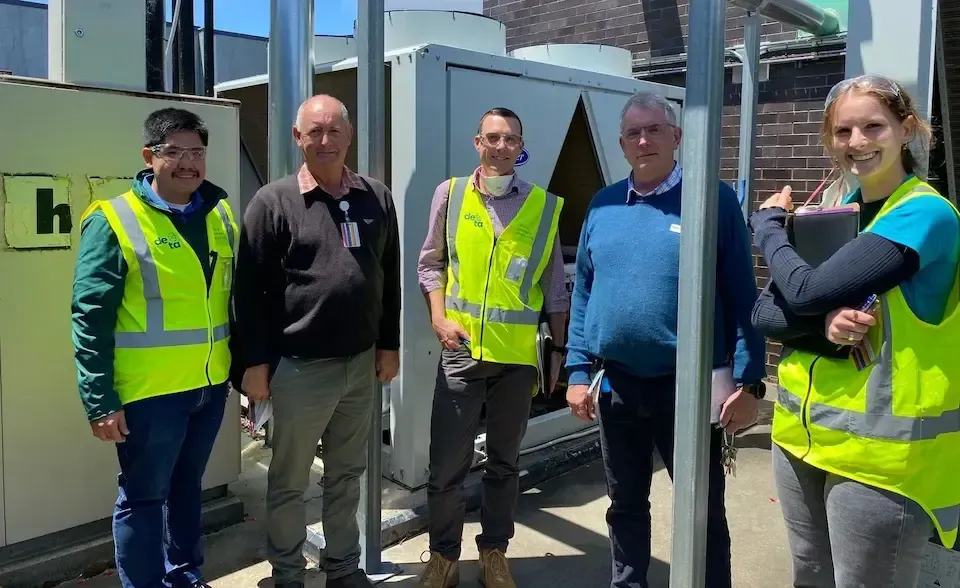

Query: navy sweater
(565, 177), (766, 387)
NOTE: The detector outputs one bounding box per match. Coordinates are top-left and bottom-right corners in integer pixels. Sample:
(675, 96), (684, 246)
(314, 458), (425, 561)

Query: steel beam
(356, 0), (401, 581)
(736, 12), (762, 219)
(671, 0), (727, 586)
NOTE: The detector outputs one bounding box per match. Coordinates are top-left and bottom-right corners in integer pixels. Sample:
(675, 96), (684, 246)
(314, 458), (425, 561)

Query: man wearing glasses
(71, 108), (236, 588)
(415, 107), (568, 588)
(564, 92), (766, 588)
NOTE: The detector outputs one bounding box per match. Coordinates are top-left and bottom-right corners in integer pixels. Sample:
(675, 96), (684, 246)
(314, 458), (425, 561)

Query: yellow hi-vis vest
(443, 177), (563, 367)
(81, 190), (238, 405)
(773, 176), (960, 548)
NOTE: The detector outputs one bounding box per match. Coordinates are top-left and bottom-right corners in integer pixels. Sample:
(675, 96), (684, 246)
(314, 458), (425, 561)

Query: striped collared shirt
(627, 162), (682, 202)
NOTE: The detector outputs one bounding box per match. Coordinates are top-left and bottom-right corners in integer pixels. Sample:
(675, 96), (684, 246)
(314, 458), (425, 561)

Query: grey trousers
(773, 444), (934, 588)
(265, 347), (376, 583)
(427, 348), (538, 560)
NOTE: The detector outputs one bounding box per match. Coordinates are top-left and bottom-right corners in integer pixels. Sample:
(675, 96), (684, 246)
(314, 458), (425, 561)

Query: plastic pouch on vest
(504, 255), (528, 282)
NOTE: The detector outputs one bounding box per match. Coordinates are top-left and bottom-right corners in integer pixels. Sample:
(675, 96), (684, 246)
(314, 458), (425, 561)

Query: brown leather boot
(478, 549), (516, 588)
(417, 551), (459, 587)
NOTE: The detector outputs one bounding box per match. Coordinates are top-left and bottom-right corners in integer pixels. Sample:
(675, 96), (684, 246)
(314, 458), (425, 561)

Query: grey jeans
(427, 348), (538, 560)
(773, 444), (934, 588)
(265, 347), (376, 583)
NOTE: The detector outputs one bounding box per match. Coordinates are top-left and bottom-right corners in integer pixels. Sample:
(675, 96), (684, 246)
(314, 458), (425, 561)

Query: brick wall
(484, 0), (847, 379)
(483, 0), (797, 56)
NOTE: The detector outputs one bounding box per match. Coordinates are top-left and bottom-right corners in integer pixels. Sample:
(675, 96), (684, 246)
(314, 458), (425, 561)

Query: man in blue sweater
(565, 92), (766, 588)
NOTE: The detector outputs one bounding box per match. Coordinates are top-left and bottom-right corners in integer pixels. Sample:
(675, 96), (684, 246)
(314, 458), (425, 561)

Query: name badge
(340, 200), (362, 248)
(670, 223), (681, 234)
(504, 255), (528, 282)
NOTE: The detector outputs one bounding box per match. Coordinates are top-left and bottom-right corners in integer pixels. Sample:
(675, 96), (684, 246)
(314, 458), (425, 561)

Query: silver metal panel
(47, 0), (146, 90)
(386, 50), (448, 490)
(0, 1), (48, 78)
(213, 33), (269, 85)
(446, 67), (582, 187)
(846, 0), (939, 172)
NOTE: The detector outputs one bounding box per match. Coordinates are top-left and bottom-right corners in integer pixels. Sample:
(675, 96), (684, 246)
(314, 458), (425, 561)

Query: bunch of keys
(721, 430), (738, 477)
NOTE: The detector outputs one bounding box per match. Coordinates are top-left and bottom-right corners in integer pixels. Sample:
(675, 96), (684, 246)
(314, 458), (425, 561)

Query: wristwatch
(741, 381), (766, 399)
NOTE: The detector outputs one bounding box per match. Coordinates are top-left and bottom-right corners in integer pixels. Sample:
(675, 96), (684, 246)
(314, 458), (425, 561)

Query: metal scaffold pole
(670, 0), (727, 586)
(736, 11), (762, 220)
(357, 0), (400, 581)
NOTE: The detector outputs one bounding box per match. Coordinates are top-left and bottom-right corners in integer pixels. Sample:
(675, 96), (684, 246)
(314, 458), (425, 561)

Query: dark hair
(477, 107), (523, 135)
(822, 74), (932, 175)
(143, 108), (209, 147)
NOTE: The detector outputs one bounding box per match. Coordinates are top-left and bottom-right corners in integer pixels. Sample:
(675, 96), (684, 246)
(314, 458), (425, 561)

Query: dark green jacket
(71, 169), (228, 421)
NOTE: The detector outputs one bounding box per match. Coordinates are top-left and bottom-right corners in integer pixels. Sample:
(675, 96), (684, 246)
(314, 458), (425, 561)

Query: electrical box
(0, 76), (242, 549)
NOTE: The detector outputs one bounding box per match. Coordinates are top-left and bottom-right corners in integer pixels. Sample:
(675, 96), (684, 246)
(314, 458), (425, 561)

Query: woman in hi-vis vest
(749, 74), (960, 587)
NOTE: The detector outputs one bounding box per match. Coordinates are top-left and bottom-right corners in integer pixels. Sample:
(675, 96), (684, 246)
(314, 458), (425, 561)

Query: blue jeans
(113, 385), (228, 588)
(597, 365), (732, 588)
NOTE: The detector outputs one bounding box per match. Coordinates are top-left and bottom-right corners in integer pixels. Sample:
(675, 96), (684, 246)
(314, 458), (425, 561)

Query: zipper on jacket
(202, 249), (218, 387)
(798, 355), (820, 460)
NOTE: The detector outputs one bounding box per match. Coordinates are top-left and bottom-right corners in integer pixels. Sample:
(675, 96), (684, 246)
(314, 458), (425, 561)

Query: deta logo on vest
(464, 212), (484, 228)
(154, 232), (182, 249)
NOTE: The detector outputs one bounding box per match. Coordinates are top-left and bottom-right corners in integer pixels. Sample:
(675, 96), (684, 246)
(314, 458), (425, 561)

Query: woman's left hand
(825, 308), (877, 345)
(759, 186), (794, 211)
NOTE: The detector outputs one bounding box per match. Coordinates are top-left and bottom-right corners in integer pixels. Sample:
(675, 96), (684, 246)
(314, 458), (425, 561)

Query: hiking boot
(417, 551), (459, 587)
(479, 549), (516, 588)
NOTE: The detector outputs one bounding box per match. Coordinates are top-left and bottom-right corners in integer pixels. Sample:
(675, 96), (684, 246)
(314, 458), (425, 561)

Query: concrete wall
(484, 0), (847, 379)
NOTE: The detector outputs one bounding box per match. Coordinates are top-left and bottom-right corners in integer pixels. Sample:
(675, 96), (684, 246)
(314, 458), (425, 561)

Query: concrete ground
(55, 417), (795, 588)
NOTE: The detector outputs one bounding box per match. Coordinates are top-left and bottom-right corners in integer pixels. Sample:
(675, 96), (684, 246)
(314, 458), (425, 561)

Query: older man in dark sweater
(233, 94), (400, 588)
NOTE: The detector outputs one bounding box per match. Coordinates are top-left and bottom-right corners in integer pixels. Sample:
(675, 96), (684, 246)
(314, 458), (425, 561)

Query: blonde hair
(821, 74), (933, 177)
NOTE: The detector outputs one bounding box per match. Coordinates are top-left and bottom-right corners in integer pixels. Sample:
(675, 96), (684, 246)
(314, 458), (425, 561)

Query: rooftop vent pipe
(729, 0), (841, 37)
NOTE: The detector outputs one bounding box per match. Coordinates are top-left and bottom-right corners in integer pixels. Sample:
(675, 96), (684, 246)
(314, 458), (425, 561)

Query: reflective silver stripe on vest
(215, 201), (236, 250)
(109, 196), (229, 348)
(445, 178), (555, 320)
(775, 295), (960, 442)
(446, 178), (466, 300)
(518, 192), (558, 303)
(445, 295), (539, 325)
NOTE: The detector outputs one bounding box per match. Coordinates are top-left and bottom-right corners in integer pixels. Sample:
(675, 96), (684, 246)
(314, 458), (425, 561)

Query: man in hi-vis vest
(416, 107), (569, 588)
(72, 108), (237, 588)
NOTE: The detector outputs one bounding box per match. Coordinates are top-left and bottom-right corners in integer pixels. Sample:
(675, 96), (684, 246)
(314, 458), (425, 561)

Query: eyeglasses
(621, 124), (673, 143)
(825, 74), (903, 107)
(478, 132), (522, 148)
(151, 144), (207, 161)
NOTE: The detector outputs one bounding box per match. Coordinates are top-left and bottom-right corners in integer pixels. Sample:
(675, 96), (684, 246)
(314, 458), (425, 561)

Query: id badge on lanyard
(339, 199), (361, 248)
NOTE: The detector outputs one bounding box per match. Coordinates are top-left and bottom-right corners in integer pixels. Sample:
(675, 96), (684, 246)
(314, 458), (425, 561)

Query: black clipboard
(786, 204), (860, 267)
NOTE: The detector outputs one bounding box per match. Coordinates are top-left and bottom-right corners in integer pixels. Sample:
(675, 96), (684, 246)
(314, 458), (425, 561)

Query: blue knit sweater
(565, 177), (766, 387)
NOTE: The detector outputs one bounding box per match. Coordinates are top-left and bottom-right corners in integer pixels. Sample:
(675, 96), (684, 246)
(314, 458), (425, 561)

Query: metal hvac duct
(268, 0), (315, 181)
(729, 0), (841, 37)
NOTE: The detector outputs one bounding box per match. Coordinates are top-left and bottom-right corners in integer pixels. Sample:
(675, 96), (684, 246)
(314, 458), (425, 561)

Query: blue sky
(30, 1), (358, 37)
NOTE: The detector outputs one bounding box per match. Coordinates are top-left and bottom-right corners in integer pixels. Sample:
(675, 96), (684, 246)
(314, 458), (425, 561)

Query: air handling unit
(217, 9), (686, 490)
